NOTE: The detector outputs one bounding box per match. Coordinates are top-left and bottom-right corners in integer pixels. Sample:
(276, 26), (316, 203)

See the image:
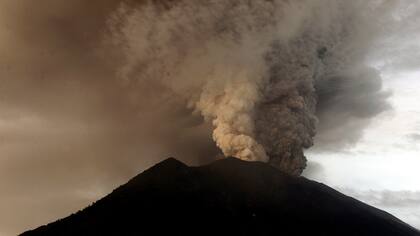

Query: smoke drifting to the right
(108, 0), (403, 175)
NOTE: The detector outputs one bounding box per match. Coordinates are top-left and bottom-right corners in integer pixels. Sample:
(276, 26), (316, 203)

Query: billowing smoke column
(109, 0), (393, 175)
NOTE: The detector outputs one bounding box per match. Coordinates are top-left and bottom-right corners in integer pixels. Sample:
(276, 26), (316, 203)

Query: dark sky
(0, 1), (219, 234)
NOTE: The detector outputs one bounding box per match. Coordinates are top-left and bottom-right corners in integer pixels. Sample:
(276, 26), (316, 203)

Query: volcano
(21, 157), (419, 236)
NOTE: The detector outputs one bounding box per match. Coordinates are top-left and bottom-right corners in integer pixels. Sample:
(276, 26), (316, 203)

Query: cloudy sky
(0, 1), (419, 235)
(304, 70), (420, 228)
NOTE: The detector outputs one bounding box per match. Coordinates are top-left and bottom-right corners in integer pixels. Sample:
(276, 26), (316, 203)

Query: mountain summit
(22, 157), (420, 236)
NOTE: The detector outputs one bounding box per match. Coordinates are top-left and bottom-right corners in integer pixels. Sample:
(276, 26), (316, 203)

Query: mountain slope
(22, 157), (420, 236)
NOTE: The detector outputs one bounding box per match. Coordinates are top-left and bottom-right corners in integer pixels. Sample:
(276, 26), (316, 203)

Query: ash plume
(109, 0), (395, 175)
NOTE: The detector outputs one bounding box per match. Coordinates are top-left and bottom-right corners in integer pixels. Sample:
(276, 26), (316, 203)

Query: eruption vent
(109, 0), (392, 175)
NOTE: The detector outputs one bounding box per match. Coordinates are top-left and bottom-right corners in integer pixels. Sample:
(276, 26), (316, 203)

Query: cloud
(312, 67), (392, 152)
(302, 161), (326, 180)
(340, 189), (420, 229)
(346, 190), (420, 207)
(407, 133), (420, 141)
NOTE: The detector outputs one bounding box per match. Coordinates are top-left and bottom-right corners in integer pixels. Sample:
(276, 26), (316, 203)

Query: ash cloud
(109, 0), (398, 174)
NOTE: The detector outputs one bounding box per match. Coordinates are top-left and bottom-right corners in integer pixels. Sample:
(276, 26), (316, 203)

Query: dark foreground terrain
(22, 157), (420, 236)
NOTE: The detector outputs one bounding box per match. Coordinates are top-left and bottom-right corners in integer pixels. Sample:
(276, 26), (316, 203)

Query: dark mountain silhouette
(22, 157), (420, 236)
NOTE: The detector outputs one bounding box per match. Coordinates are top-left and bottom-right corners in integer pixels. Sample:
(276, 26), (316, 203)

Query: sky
(0, 1), (419, 235)
(304, 71), (420, 228)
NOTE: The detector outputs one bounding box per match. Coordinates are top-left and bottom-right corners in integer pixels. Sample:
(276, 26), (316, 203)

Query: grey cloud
(302, 161), (326, 180)
(346, 190), (420, 208)
(313, 67), (392, 151)
(407, 133), (420, 141)
(340, 189), (420, 229)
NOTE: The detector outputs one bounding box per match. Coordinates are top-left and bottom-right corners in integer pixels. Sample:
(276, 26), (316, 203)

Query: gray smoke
(109, 0), (397, 175)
